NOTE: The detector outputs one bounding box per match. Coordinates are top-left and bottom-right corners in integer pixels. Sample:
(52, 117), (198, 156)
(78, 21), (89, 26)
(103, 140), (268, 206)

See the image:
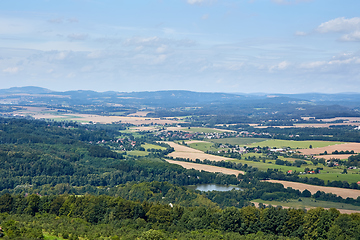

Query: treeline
(2, 180), (307, 210)
(1, 193), (360, 239)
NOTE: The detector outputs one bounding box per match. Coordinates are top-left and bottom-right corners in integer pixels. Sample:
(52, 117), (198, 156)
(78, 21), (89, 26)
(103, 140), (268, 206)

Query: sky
(0, 0), (359, 93)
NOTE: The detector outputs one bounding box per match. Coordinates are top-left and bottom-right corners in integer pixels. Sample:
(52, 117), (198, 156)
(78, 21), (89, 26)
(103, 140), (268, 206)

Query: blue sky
(0, 0), (359, 93)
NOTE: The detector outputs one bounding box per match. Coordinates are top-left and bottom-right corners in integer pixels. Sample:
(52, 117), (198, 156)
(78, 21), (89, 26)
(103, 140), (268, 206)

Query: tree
(301, 189), (311, 198)
(219, 207), (242, 232)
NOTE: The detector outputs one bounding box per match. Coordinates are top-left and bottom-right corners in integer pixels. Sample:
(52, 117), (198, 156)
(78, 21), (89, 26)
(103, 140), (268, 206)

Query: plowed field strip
(265, 180), (360, 199)
(164, 141), (235, 162)
(166, 160), (244, 175)
(300, 142), (360, 155)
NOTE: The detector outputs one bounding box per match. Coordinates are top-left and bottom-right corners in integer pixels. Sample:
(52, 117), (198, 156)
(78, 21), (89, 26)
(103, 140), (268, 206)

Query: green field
(252, 197), (360, 211)
(126, 150), (149, 156)
(119, 130), (143, 138)
(209, 137), (267, 146)
(188, 142), (220, 152)
(299, 172), (360, 184)
(247, 139), (343, 149)
(229, 158), (311, 172)
(142, 143), (166, 150)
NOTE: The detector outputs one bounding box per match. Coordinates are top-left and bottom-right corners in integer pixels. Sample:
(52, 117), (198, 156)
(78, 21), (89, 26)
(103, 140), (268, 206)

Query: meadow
(252, 198), (360, 212)
(299, 172), (360, 184)
(209, 137), (267, 146)
(187, 141), (220, 152)
(247, 139), (343, 149)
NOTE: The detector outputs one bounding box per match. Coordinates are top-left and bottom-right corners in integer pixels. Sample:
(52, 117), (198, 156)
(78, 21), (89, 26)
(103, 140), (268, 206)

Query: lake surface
(188, 184), (242, 192)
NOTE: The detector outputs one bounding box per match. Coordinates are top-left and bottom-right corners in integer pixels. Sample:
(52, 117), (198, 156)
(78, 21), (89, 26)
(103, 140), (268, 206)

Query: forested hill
(0, 117), (238, 194)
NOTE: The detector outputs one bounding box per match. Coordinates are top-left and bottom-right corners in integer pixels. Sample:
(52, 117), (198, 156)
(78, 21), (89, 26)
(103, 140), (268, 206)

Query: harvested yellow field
(300, 143), (360, 155)
(21, 112), (179, 125)
(314, 154), (355, 160)
(265, 180), (360, 199)
(166, 159), (244, 175)
(165, 141), (235, 162)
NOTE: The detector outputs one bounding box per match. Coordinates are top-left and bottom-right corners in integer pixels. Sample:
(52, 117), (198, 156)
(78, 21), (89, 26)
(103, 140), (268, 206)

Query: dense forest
(1, 193), (360, 240)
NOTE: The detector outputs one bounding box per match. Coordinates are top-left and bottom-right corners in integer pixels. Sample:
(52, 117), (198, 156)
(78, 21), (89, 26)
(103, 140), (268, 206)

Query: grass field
(188, 142), (220, 152)
(229, 158), (310, 172)
(142, 143), (166, 150)
(126, 150), (149, 156)
(209, 137), (267, 146)
(252, 197), (360, 211)
(247, 139), (343, 149)
(299, 172), (360, 184)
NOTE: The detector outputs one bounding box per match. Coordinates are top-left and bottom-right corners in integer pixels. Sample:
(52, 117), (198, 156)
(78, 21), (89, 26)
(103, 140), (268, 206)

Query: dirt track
(166, 160), (244, 175)
(265, 180), (360, 199)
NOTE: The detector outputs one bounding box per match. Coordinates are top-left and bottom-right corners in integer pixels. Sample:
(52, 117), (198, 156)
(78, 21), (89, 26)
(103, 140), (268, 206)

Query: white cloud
(298, 53), (360, 72)
(3, 67), (19, 73)
(123, 36), (195, 48)
(340, 31), (360, 42)
(295, 31), (307, 36)
(213, 62), (244, 71)
(299, 61), (326, 69)
(316, 17), (360, 33)
(55, 51), (69, 60)
(315, 17), (360, 42)
(269, 61), (290, 71)
(156, 45), (168, 53)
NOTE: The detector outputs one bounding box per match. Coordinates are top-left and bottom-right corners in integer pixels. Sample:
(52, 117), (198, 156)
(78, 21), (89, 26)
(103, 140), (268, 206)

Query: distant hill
(1, 86), (360, 118)
(0, 86), (54, 94)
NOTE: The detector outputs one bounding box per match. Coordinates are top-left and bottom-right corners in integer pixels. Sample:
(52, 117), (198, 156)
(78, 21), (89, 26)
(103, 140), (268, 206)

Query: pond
(187, 184), (242, 192)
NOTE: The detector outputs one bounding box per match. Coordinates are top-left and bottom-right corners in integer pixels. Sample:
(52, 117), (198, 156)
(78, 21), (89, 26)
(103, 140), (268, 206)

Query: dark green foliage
(1, 193), (358, 239)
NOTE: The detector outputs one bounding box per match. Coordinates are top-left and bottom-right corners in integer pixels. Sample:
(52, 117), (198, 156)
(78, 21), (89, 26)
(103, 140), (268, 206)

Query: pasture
(142, 143), (167, 150)
(299, 172), (360, 184)
(247, 139), (342, 149)
(209, 137), (266, 146)
(126, 150), (149, 156)
(252, 198), (360, 213)
(187, 141), (220, 152)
